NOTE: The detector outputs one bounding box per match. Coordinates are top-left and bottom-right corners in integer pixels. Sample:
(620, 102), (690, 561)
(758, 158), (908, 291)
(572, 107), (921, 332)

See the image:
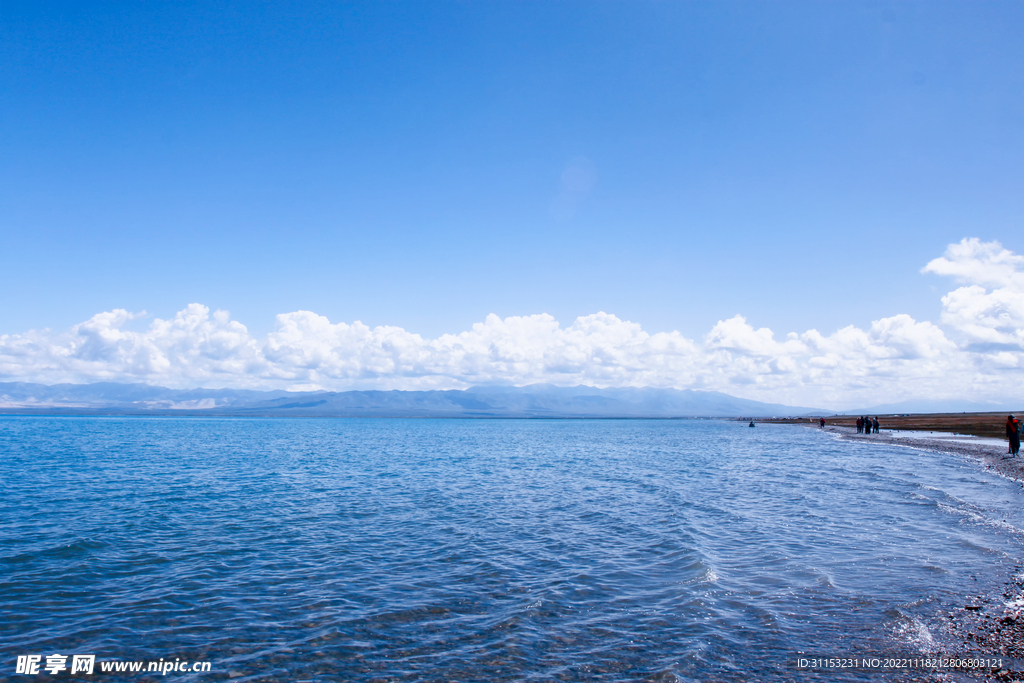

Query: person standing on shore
(856, 416), (863, 433)
(872, 417), (879, 434)
(1008, 415), (1021, 457)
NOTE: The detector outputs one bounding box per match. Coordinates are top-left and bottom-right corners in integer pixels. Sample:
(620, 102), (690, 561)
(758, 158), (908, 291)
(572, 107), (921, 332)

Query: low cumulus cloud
(922, 238), (1024, 351)
(1, 238), (1022, 408)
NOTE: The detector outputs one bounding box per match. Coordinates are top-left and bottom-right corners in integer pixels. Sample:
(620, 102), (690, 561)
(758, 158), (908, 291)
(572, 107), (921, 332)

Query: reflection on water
(2, 417), (1022, 681)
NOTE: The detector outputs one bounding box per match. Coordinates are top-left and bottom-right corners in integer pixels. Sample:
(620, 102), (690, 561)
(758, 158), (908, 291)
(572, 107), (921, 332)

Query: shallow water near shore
(3, 417), (1024, 681)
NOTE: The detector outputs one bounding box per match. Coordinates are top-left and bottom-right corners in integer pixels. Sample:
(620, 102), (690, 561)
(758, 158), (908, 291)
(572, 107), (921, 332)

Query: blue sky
(2, 2), (1023, 405)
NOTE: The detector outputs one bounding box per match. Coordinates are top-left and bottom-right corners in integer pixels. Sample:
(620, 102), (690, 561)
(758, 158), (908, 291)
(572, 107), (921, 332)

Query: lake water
(2, 417), (1023, 681)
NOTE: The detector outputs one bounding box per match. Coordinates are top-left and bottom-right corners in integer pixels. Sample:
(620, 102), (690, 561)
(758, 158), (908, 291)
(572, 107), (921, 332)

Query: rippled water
(3, 417), (1024, 681)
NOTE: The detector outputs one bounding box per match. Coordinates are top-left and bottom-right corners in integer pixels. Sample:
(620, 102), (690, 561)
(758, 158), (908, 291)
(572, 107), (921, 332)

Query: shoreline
(818, 424), (1024, 483)
(812, 424), (1024, 680)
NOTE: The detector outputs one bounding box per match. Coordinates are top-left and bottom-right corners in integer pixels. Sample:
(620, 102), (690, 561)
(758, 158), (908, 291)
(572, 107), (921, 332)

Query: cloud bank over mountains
(1, 238), (1021, 409)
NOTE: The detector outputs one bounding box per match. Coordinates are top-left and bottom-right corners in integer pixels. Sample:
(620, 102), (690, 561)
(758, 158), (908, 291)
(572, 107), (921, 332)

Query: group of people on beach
(1008, 415), (1021, 456)
(857, 416), (879, 434)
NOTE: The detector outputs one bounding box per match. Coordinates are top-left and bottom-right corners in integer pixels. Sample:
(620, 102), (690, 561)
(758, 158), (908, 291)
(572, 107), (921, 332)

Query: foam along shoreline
(886, 429), (1008, 448)
(819, 424), (1023, 482)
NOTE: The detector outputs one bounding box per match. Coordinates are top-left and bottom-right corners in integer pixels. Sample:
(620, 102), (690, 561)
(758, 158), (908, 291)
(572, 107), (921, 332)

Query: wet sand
(816, 424), (1024, 681)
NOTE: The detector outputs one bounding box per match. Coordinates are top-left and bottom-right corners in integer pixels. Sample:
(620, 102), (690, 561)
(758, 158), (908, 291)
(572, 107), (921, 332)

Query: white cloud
(1, 239), (1023, 409)
(923, 238), (1024, 350)
(923, 238), (1024, 289)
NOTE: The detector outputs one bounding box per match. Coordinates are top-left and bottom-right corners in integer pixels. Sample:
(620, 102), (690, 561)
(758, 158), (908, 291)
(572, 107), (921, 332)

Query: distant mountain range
(0, 382), (827, 418)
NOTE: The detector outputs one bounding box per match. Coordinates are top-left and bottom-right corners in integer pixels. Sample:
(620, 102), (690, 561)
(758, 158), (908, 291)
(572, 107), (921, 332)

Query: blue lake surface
(2, 417), (1024, 681)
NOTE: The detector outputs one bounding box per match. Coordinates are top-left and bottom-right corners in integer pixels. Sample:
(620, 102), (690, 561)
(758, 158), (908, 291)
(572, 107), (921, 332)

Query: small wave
(937, 502), (1024, 537)
(680, 565), (719, 585)
(1, 537), (110, 564)
(890, 613), (936, 649)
